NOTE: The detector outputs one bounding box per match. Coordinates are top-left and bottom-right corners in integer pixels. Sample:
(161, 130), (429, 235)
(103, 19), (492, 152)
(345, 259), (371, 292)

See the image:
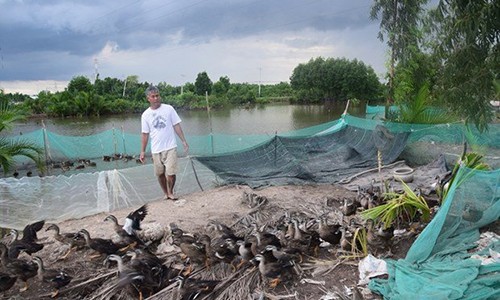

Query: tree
(23, 91), (51, 114)
(67, 76), (93, 94)
(213, 76), (231, 96)
(290, 57), (382, 103)
(94, 77), (123, 97)
(429, 0), (499, 131)
(194, 72), (213, 96)
(393, 51), (438, 104)
(122, 75), (139, 99)
(370, 0), (429, 105)
(0, 98), (44, 174)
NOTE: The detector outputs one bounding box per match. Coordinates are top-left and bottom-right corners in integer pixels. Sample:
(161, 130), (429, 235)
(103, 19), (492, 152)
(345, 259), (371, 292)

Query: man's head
(145, 85), (160, 97)
(146, 85), (161, 109)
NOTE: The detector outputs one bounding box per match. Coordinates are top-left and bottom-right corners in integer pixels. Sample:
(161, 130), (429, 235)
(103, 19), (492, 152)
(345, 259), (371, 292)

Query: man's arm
(173, 123), (189, 155)
(139, 132), (149, 163)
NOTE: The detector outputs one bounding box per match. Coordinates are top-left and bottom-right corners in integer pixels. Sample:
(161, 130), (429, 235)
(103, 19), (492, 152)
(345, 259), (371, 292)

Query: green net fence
(1, 110), (499, 226)
(369, 166), (500, 299)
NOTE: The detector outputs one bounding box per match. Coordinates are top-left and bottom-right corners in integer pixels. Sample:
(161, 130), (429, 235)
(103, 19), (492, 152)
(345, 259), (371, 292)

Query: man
(140, 85), (189, 200)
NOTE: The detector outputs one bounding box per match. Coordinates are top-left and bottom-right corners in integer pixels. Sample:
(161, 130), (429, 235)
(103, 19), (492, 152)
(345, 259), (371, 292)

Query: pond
(10, 102), (366, 137)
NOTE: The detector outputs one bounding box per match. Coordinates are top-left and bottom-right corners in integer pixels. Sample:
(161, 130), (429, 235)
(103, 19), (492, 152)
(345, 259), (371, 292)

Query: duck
(126, 249), (177, 290)
(0, 272), (17, 293)
(263, 244), (301, 268)
(341, 198), (359, 216)
(20, 220), (45, 241)
(45, 224), (86, 259)
(251, 223), (281, 254)
(173, 275), (220, 300)
(32, 256), (72, 298)
(170, 227), (197, 247)
(339, 223), (364, 254)
(235, 239), (254, 269)
(207, 220), (241, 242)
(316, 216), (342, 246)
(291, 219), (321, 257)
(339, 226), (353, 252)
(86, 160), (97, 167)
(122, 204), (148, 236)
(8, 226), (44, 259)
(0, 243), (38, 292)
(252, 253), (296, 288)
(78, 229), (120, 258)
(179, 234), (212, 275)
(357, 185), (375, 209)
(106, 254), (154, 300)
(212, 237), (239, 270)
(103, 215), (145, 251)
(74, 164), (85, 170)
(376, 222), (394, 255)
(365, 219), (384, 255)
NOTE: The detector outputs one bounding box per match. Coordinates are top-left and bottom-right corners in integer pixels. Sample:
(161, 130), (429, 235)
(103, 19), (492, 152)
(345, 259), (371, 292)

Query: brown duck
(45, 224), (86, 259)
(0, 243), (37, 292)
(316, 216), (342, 246)
(252, 253), (296, 288)
(32, 256), (72, 298)
(78, 229), (120, 258)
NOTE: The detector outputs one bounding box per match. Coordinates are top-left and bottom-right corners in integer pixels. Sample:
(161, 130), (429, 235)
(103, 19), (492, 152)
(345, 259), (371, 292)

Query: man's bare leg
(167, 174), (176, 199)
(158, 174), (169, 198)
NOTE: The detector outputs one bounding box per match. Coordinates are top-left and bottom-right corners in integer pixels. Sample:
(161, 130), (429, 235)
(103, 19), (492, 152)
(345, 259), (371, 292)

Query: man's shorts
(152, 148), (178, 176)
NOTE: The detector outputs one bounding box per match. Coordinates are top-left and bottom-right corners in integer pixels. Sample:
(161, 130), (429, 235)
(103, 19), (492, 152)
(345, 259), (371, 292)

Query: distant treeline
(1, 57), (384, 117)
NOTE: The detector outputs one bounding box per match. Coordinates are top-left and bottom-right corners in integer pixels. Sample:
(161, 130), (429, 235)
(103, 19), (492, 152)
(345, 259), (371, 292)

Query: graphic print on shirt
(151, 112), (167, 129)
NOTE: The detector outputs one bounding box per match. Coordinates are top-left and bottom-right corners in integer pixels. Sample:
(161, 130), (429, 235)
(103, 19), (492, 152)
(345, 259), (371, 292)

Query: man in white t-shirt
(139, 85), (189, 200)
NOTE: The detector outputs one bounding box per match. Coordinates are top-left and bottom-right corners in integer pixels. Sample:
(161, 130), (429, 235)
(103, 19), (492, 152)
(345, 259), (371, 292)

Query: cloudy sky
(0, 0), (389, 95)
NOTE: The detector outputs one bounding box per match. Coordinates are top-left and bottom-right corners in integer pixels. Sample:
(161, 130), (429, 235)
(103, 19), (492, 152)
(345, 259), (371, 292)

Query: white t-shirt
(141, 104), (182, 154)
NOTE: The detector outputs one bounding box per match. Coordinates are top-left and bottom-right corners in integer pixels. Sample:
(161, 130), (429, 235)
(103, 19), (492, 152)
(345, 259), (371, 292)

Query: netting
(195, 114), (500, 187)
(2, 106), (498, 299)
(0, 159), (217, 229)
(1, 110), (499, 231)
(196, 115), (410, 188)
(369, 166), (500, 300)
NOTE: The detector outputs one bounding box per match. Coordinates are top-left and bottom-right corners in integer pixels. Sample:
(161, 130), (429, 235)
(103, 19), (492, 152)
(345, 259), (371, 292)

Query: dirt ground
(1, 183), (417, 300)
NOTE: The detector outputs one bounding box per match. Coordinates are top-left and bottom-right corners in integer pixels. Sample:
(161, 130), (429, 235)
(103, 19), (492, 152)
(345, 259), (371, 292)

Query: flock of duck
(1, 189), (397, 299)
(12, 153), (140, 178)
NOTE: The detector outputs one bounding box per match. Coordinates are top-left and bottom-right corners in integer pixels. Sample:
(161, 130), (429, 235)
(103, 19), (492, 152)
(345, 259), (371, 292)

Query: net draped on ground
(1, 108), (499, 299)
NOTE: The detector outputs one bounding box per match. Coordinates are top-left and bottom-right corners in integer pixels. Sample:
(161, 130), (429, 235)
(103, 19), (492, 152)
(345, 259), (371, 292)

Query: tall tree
(194, 72), (213, 96)
(67, 76), (93, 94)
(370, 0), (429, 106)
(290, 57), (382, 102)
(213, 76), (231, 96)
(430, 0), (499, 131)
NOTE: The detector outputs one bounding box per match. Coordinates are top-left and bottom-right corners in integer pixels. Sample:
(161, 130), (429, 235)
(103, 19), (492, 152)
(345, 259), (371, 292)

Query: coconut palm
(388, 84), (457, 124)
(0, 98), (44, 174)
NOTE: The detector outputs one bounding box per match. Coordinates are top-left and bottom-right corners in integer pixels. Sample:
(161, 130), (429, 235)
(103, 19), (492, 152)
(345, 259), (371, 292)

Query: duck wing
(123, 204), (148, 235)
(22, 220), (45, 242)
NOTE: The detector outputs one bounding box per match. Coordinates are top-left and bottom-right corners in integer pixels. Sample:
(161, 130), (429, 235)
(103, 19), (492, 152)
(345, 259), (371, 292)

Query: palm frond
(0, 137), (45, 173)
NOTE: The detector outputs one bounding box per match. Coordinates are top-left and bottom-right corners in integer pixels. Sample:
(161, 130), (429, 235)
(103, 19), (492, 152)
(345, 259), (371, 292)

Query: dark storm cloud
(0, 0), (376, 82)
